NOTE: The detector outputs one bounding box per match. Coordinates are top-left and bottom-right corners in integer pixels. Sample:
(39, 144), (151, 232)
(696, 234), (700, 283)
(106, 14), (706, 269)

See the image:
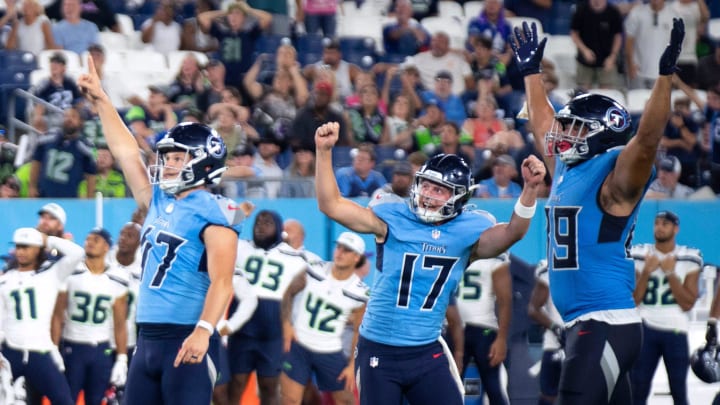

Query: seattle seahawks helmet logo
(605, 107), (630, 132)
(206, 135), (226, 158)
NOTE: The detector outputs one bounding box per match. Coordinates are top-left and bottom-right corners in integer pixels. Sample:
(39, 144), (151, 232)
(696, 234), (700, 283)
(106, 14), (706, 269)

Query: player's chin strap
(438, 336), (465, 396)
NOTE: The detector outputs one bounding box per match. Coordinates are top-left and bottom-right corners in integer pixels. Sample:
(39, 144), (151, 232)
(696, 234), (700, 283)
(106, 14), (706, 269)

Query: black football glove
(510, 21), (547, 77)
(659, 18), (685, 76)
(551, 323), (566, 348)
(707, 319), (718, 346)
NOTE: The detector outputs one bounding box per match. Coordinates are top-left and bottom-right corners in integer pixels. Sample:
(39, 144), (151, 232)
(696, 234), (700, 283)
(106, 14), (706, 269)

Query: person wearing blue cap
(53, 228), (130, 405)
(630, 210), (702, 405)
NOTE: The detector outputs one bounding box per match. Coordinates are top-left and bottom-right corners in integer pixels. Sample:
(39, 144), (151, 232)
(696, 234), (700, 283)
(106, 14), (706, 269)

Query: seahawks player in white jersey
(457, 254), (512, 405)
(280, 232), (369, 405)
(0, 227), (84, 405)
(54, 228), (129, 405)
(630, 211), (701, 405)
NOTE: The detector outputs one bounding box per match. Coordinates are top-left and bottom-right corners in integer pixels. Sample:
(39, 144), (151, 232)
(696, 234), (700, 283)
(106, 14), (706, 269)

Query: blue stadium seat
(299, 52), (322, 67)
(332, 146), (354, 169)
(295, 34), (326, 56)
(380, 53), (410, 64)
(255, 34), (291, 56)
(0, 50), (37, 72)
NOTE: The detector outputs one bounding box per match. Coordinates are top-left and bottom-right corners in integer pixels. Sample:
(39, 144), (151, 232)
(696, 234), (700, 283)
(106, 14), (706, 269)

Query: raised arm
(605, 19), (684, 211)
(77, 56), (152, 208)
(315, 122), (388, 238)
(511, 22), (556, 173)
(475, 155), (545, 258)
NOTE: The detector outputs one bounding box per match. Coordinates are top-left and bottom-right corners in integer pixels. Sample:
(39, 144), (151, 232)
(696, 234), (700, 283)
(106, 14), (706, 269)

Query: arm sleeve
(47, 236), (85, 281)
(225, 274), (258, 332)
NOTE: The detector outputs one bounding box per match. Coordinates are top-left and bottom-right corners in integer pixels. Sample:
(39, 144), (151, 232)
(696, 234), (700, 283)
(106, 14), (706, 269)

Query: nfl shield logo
(370, 356), (379, 368)
(431, 229), (441, 240)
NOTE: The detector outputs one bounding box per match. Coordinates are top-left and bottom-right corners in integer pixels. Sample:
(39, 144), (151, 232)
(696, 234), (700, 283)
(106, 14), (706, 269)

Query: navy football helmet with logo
(690, 344), (720, 383)
(545, 93), (632, 165)
(149, 122), (227, 194)
(410, 154), (473, 223)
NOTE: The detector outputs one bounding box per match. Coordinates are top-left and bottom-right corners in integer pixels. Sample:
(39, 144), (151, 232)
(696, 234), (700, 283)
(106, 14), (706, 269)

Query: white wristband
(196, 319), (214, 334)
(514, 200), (537, 219)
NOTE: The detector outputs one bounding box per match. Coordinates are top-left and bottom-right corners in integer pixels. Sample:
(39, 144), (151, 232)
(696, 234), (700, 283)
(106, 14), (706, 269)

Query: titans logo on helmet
(605, 107), (630, 132)
(206, 134), (226, 159)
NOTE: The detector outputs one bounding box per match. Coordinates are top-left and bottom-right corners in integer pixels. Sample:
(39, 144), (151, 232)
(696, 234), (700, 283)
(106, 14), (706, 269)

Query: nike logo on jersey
(578, 330), (591, 336)
(432, 352), (443, 359)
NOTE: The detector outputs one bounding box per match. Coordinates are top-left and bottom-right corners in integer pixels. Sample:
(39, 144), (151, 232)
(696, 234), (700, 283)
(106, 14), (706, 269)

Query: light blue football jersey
(546, 149), (654, 322)
(136, 185), (245, 325)
(361, 202), (495, 346)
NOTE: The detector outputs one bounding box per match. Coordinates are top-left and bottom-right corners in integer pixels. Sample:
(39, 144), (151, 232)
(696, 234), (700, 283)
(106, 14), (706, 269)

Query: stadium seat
(544, 36), (577, 90)
(709, 18), (720, 41)
(122, 50), (169, 72)
(332, 146), (354, 169)
(38, 49), (82, 72)
(671, 89), (706, 111)
(626, 89), (652, 115)
(339, 36), (377, 67)
(420, 16), (467, 49)
(336, 16), (384, 52)
(29, 69), (48, 88)
(99, 31), (130, 51)
(463, 1), (484, 19)
(167, 51), (210, 74)
(255, 34), (292, 56)
(588, 88), (626, 109)
(99, 50), (125, 72)
(0, 50), (37, 71)
(438, 1), (464, 18)
(116, 13), (135, 36)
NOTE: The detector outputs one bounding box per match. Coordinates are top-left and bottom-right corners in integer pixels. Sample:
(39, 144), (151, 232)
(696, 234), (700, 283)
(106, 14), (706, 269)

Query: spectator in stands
(4, 0), (57, 55)
(661, 98), (701, 186)
(407, 150), (428, 172)
(244, 45), (309, 129)
(208, 102), (252, 154)
(670, 0), (710, 87)
(345, 71), (386, 113)
(369, 160), (414, 205)
(290, 80), (349, 151)
(140, 0), (181, 55)
(335, 143), (387, 197)
(222, 144), (261, 199)
(463, 94), (509, 149)
(624, 0), (676, 89)
(382, 92), (416, 151)
(255, 135), (284, 198)
(416, 70), (467, 126)
(409, 98), (446, 154)
(466, 0), (513, 66)
(388, 0), (437, 21)
(84, 43), (129, 109)
(0, 175), (20, 199)
(346, 84), (386, 145)
(697, 40), (720, 91)
(248, 0), (291, 36)
(466, 36), (513, 109)
(430, 122), (473, 164)
(475, 154), (522, 198)
(382, 0), (431, 58)
(303, 38), (362, 103)
(166, 53), (207, 110)
(410, 32), (473, 96)
(197, 59), (227, 112)
(198, 2), (272, 90)
(570, 0), (624, 90)
(296, 0), (339, 37)
(124, 85), (177, 159)
(78, 145), (125, 197)
(30, 106), (97, 198)
(279, 144), (316, 198)
(646, 155), (695, 199)
(32, 52), (83, 132)
(504, 0), (553, 33)
(180, 0), (218, 53)
(380, 64), (424, 113)
(52, 0), (99, 54)
(46, 0), (117, 32)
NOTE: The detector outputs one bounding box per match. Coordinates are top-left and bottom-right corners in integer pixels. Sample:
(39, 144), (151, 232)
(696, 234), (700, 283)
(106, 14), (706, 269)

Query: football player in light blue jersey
(78, 56), (253, 405)
(315, 122), (546, 405)
(513, 19), (685, 404)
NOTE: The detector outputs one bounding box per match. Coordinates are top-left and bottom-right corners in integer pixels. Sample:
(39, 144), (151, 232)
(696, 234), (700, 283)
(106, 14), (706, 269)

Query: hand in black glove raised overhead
(707, 319), (718, 346)
(510, 21), (547, 77)
(659, 18), (685, 76)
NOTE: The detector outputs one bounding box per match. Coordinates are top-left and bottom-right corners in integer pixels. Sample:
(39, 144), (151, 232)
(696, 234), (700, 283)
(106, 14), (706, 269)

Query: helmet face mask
(409, 154), (473, 223)
(148, 123), (227, 195)
(544, 94), (632, 166)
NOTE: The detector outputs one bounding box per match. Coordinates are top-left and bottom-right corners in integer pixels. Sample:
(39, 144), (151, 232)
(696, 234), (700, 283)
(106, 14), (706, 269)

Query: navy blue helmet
(410, 154), (473, 223)
(690, 344), (720, 383)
